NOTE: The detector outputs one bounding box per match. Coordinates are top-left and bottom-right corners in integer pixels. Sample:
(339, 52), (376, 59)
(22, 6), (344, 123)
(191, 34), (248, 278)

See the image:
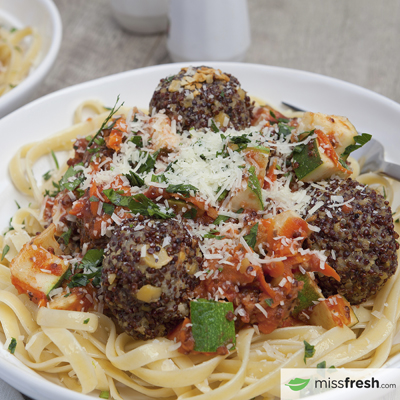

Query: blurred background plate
(0, 0), (62, 118)
(0, 62), (400, 399)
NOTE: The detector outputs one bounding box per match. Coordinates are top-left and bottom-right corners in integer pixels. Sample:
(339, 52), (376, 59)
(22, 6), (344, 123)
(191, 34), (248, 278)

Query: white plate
(0, 0), (62, 118)
(0, 62), (400, 400)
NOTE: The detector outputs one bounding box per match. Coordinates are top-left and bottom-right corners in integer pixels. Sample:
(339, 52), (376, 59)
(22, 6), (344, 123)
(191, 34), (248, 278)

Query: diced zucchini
(191, 299), (236, 353)
(292, 272), (323, 317)
(293, 138), (346, 182)
(297, 112), (358, 156)
(10, 224), (70, 302)
(166, 199), (200, 216)
(49, 292), (79, 310)
(309, 295), (359, 330)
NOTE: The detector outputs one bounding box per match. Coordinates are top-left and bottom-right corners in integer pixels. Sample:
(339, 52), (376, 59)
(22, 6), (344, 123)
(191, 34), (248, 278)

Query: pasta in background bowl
(0, 0), (61, 118)
(0, 63), (400, 400)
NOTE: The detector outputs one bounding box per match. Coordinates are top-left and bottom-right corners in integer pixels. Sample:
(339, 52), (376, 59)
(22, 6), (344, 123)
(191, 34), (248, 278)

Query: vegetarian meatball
(102, 216), (203, 340)
(149, 66), (253, 131)
(305, 178), (398, 305)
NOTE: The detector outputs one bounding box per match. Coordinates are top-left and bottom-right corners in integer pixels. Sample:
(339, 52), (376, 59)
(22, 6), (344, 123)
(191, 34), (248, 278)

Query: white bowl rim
(1, 61), (400, 400)
(0, 0), (62, 115)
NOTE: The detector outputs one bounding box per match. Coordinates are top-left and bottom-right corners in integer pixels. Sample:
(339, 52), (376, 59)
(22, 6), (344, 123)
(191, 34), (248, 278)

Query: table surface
(35, 0), (400, 105)
(8, 0), (400, 399)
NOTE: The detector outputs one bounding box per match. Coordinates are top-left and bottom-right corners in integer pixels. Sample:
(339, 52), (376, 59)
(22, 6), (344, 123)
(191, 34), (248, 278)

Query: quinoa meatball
(102, 216), (203, 340)
(305, 178), (398, 305)
(149, 66), (253, 131)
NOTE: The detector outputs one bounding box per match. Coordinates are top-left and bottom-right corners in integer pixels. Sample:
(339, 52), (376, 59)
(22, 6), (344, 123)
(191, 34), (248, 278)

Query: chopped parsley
(130, 135), (143, 148)
(59, 163), (84, 192)
(166, 184), (199, 198)
(88, 95), (124, 147)
(230, 134), (251, 151)
(317, 361), (326, 368)
(67, 249), (104, 288)
(264, 298), (273, 307)
(303, 340), (315, 363)
(89, 196), (99, 202)
(243, 223), (259, 250)
(102, 203), (115, 215)
(60, 228), (72, 246)
(1, 245), (10, 261)
(42, 170), (52, 181)
(83, 318), (90, 324)
(247, 166), (263, 208)
(51, 150), (59, 169)
(213, 215), (230, 225)
(210, 119), (220, 133)
(8, 338), (17, 354)
(103, 189), (174, 219)
(125, 170), (145, 187)
(183, 207), (197, 219)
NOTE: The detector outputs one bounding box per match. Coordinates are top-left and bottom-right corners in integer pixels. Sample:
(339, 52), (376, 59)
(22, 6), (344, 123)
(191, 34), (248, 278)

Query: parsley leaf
(125, 170), (145, 187)
(60, 228), (72, 246)
(1, 245), (10, 261)
(51, 150), (59, 169)
(68, 249), (104, 288)
(103, 189), (174, 219)
(102, 203), (115, 215)
(183, 207), (197, 219)
(8, 338), (17, 354)
(137, 150), (160, 174)
(303, 340), (315, 363)
(59, 163), (84, 191)
(264, 298), (273, 307)
(43, 170), (52, 181)
(130, 135), (143, 148)
(247, 166), (263, 208)
(341, 133), (372, 157)
(278, 122), (294, 137)
(243, 223), (259, 250)
(317, 361), (326, 368)
(83, 318), (90, 324)
(166, 184), (199, 198)
(230, 135), (251, 151)
(210, 119), (220, 133)
(89, 196), (99, 202)
(213, 215), (230, 225)
(88, 96), (124, 147)
(151, 174), (166, 183)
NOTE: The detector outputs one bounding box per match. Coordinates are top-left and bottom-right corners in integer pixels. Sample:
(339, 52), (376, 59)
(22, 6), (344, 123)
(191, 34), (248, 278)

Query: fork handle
(381, 161), (400, 181)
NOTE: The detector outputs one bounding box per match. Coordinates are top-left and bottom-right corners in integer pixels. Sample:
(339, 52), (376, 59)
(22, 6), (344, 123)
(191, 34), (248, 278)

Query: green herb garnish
(303, 340), (315, 363)
(1, 245), (10, 261)
(8, 338), (17, 354)
(243, 222), (259, 250)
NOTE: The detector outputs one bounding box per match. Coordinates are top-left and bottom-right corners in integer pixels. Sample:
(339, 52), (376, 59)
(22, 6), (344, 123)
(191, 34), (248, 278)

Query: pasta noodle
(0, 95), (399, 400)
(0, 25), (41, 96)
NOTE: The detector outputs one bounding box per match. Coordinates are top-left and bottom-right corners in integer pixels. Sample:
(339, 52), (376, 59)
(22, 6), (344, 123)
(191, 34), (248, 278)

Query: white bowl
(0, 0), (62, 118)
(1, 63), (400, 400)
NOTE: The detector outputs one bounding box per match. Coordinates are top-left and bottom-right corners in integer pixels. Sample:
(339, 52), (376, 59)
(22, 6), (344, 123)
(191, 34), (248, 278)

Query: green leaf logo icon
(285, 377), (310, 391)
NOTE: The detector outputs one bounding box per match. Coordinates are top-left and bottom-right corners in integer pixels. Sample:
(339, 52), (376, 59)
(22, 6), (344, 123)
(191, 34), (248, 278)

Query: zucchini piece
(292, 272), (324, 317)
(191, 299), (236, 353)
(229, 165), (264, 212)
(293, 138), (345, 182)
(166, 199), (201, 218)
(297, 112), (358, 156)
(10, 224), (69, 303)
(309, 295), (359, 330)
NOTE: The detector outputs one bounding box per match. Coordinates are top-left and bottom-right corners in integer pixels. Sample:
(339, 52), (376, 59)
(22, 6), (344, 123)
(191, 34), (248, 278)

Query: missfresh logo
(285, 378), (310, 391)
(281, 368), (400, 400)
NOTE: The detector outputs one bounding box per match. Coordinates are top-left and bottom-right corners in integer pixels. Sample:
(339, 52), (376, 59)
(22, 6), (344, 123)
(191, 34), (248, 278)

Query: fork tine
(281, 102), (306, 112)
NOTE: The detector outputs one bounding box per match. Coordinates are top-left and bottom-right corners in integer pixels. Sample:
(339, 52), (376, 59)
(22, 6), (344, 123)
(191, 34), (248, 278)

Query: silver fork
(281, 102), (400, 180)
